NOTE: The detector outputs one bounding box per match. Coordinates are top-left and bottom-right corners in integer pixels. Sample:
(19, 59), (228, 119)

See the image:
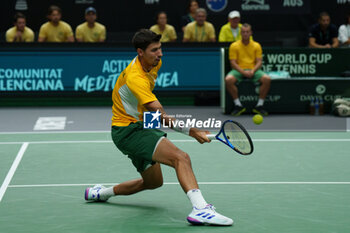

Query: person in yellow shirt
(75, 7), (106, 42)
(38, 5), (74, 42)
(6, 13), (34, 42)
(84, 29), (233, 226)
(150, 11), (177, 42)
(219, 11), (251, 43)
(225, 24), (271, 116)
(183, 8), (216, 42)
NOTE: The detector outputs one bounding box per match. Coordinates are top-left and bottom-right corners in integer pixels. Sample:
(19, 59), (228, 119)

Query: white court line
(0, 130), (109, 135)
(1, 139), (350, 145)
(7, 181), (350, 188)
(0, 129), (349, 135)
(0, 142), (29, 202)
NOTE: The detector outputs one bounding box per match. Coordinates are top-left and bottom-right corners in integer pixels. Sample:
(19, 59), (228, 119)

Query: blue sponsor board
(0, 48), (221, 93)
(206, 0), (228, 12)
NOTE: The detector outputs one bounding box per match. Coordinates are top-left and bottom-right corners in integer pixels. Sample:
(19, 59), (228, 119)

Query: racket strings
(224, 122), (252, 154)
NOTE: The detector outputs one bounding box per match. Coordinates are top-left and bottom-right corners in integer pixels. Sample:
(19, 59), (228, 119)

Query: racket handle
(206, 134), (216, 140)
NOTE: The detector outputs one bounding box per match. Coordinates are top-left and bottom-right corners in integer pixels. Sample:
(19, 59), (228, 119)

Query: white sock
(100, 187), (115, 199)
(186, 189), (208, 209)
(234, 98), (242, 107)
(256, 98), (264, 107)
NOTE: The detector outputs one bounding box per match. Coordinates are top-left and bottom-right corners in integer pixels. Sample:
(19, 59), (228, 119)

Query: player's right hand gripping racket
(207, 120), (254, 155)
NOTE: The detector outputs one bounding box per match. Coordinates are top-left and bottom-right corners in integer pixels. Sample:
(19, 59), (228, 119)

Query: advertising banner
(0, 48), (221, 93)
(225, 48), (350, 77)
(261, 48), (350, 77)
(224, 79), (350, 114)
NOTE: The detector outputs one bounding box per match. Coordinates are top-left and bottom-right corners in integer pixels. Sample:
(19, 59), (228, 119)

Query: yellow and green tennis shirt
(111, 56), (161, 126)
(228, 40), (262, 69)
(183, 21), (216, 42)
(218, 23), (253, 42)
(6, 26), (34, 42)
(75, 22), (106, 42)
(38, 21), (73, 42)
(149, 24), (177, 42)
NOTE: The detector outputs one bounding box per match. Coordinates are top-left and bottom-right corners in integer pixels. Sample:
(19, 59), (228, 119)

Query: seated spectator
(6, 12), (34, 42)
(338, 12), (350, 47)
(181, 0), (199, 32)
(183, 8), (216, 42)
(150, 11), (177, 42)
(225, 24), (271, 116)
(309, 12), (338, 48)
(76, 7), (106, 42)
(38, 5), (74, 42)
(219, 11), (249, 42)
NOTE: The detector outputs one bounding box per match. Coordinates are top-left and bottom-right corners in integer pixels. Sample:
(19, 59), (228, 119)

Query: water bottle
(309, 97), (315, 115)
(319, 97), (324, 115)
(314, 97), (320, 115)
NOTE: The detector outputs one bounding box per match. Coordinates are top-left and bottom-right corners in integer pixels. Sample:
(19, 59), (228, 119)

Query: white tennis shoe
(84, 184), (109, 202)
(187, 204), (233, 226)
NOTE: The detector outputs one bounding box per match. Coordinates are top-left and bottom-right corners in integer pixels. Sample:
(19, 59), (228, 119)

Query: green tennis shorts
(227, 69), (266, 84)
(111, 121), (167, 173)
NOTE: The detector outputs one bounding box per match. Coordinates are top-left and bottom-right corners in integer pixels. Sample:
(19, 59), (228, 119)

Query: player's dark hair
(48, 5), (62, 15)
(132, 29), (161, 51)
(14, 12), (25, 23)
(156, 11), (167, 23)
(187, 0), (199, 13)
(318, 11), (330, 20)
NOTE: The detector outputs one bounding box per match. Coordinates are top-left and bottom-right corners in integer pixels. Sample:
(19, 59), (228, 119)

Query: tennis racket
(207, 120), (254, 155)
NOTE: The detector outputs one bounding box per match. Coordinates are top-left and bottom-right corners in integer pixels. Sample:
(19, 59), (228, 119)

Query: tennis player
(84, 29), (233, 226)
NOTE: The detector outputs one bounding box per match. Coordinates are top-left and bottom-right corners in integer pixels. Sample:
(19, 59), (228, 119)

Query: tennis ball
(253, 114), (263, 125)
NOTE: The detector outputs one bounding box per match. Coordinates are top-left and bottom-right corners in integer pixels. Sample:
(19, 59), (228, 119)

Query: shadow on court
(86, 201), (165, 212)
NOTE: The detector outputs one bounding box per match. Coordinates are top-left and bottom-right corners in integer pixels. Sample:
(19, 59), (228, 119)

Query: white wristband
(172, 120), (190, 135)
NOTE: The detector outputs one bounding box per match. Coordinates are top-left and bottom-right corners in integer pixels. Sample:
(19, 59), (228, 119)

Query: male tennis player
(84, 29), (233, 226)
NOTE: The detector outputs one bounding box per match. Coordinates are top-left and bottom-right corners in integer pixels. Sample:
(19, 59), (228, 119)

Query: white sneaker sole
(187, 216), (233, 226)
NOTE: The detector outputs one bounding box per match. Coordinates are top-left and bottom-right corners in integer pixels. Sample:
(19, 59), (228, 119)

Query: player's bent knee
(225, 75), (237, 85)
(263, 75), (271, 82)
(164, 149), (192, 168)
(176, 152), (191, 166)
(260, 76), (271, 85)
